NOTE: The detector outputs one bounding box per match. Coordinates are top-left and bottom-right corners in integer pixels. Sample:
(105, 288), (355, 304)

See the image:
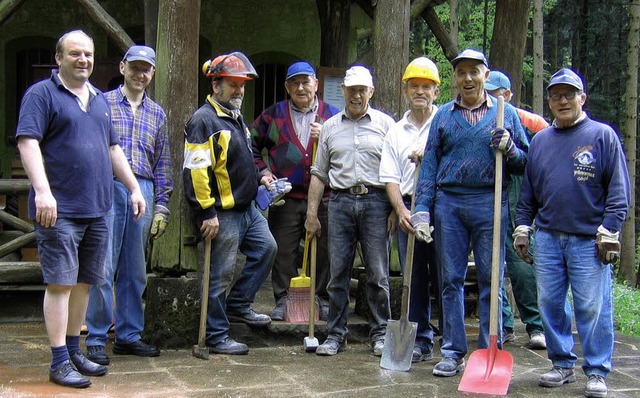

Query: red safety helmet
(202, 51), (257, 80)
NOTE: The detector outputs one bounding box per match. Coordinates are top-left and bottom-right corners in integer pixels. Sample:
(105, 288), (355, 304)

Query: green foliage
(613, 282), (640, 338)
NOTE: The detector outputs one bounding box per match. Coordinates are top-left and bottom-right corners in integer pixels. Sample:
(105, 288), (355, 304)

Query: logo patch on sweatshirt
(573, 146), (595, 182)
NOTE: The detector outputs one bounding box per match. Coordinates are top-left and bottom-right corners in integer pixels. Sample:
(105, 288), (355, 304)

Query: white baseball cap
(343, 65), (373, 87)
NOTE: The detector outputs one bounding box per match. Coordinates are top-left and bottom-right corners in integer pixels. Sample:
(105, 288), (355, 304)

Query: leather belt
(336, 184), (381, 195)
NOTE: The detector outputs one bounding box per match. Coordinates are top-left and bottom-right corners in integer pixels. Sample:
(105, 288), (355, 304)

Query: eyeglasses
(127, 64), (154, 76)
(549, 91), (580, 101)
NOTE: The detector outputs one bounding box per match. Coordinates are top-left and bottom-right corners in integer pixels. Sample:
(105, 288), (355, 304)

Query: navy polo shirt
(15, 70), (119, 219)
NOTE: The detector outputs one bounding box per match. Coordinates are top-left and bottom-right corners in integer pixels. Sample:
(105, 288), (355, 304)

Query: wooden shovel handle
(489, 96), (504, 337)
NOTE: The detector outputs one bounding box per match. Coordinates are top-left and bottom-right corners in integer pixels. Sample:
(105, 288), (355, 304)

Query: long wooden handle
(198, 239), (212, 347)
(489, 96), (505, 337)
(400, 161), (422, 321)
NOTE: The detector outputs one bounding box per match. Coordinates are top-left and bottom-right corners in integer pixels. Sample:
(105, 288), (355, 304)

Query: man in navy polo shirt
(15, 30), (145, 388)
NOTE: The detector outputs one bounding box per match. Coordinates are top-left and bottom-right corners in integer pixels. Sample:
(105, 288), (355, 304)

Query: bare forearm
(110, 145), (140, 194)
(17, 138), (51, 195)
(306, 175), (324, 218)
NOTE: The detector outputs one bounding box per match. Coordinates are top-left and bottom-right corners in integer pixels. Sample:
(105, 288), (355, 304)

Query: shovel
(303, 237), (320, 352)
(192, 239), (212, 360)
(380, 163), (421, 371)
(458, 96), (514, 395)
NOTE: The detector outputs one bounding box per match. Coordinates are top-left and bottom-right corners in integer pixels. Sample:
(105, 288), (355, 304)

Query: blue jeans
(397, 197), (436, 351)
(326, 189), (391, 342)
(534, 228), (613, 377)
(434, 190), (506, 360)
(86, 179), (154, 346)
(205, 206), (276, 346)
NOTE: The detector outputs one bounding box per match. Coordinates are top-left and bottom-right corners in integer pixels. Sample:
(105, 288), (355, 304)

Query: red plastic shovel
(458, 96), (513, 395)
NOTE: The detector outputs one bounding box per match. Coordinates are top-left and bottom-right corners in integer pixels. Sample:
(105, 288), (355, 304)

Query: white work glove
(410, 211), (434, 243)
(255, 178), (293, 210)
(512, 225), (534, 264)
(150, 204), (170, 240)
(596, 225), (620, 264)
(268, 178), (292, 206)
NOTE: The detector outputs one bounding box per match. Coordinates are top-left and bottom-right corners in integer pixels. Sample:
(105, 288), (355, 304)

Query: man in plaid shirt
(85, 45), (172, 365)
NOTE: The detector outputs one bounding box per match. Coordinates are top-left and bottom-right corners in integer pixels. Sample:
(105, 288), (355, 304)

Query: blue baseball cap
(547, 68), (584, 92)
(485, 71), (511, 91)
(123, 45), (156, 67)
(451, 49), (488, 68)
(286, 61), (315, 80)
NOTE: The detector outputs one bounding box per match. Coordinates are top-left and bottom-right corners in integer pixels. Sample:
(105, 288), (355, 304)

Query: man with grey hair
(306, 65), (394, 356)
(412, 49), (529, 377)
(16, 30), (145, 388)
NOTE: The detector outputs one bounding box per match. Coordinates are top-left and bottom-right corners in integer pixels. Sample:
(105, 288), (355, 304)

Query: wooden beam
(0, 210), (34, 233)
(0, 179), (30, 195)
(0, 262), (42, 284)
(0, 231), (35, 258)
(74, 0), (134, 53)
(0, 0), (26, 27)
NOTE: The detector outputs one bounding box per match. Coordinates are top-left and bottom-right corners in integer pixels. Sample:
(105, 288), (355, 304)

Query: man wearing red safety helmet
(183, 51), (281, 355)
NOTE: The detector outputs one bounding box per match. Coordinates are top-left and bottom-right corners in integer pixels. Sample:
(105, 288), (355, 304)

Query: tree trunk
(621, 0), (639, 287)
(316, 0), (350, 68)
(151, 0), (201, 273)
(144, 0), (159, 98)
(489, 0), (530, 106)
(532, 0), (544, 115)
(449, 0), (459, 98)
(74, 0), (134, 53)
(372, 0), (410, 120)
(422, 6), (458, 62)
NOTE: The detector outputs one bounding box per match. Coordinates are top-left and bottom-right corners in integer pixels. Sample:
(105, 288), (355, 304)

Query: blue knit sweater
(415, 99), (528, 213)
(515, 116), (630, 234)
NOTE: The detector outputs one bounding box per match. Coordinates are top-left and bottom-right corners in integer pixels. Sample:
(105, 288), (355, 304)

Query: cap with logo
(343, 65), (373, 87)
(286, 61), (316, 80)
(123, 45), (156, 67)
(451, 49), (488, 69)
(547, 68), (584, 92)
(485, 71), (511, 91)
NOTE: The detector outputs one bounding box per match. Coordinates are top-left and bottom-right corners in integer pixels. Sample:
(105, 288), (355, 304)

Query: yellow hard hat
(402, 57), (440, 84)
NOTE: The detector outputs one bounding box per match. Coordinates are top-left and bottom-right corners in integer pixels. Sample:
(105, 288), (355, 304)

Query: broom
(285, 140), (320, 323)
(284, 234), (319, 322)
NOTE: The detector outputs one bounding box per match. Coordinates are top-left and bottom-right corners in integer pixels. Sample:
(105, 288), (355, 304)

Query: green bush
(614, 282), (640, 338)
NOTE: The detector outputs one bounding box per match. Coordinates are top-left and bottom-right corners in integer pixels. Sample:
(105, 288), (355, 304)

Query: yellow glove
(150, 204), (170, 240)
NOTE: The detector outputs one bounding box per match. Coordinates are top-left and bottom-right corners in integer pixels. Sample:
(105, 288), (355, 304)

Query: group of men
(16, 29), (629, 398)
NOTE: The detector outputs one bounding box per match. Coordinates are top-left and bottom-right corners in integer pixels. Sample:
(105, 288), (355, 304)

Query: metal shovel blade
(458, 337), (513, 395)
(380, 318), (417, 371)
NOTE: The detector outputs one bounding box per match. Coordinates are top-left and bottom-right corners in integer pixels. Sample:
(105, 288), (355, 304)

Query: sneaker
(539, 366), (577, 387)
(316, 338), (346, 356)
(227, 309), (272, 326)
(208, 337), (249, 355)
(412, 346), (434, 363)
(503, 328), (516, 344)
(70, 351), (108, 376)
(113, 339), (160, 357)
(86, 345), (110, 365)
(433, 357), (465, 377)
(271, 299), (286, 321)
(585, 374), (607, 398)
(49, 360), (91, 388)
(528, 332), (547, 350)
(372, 340), (384, 356)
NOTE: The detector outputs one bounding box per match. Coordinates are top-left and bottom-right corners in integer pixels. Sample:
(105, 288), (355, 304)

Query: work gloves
(490, 127), (517, 158)
(410, 211), (434, 243)
(150, 204), (170, 240)
(596, 225), (620, 264)
(512, 225), (534, 264)
(256, 178), (292, 211)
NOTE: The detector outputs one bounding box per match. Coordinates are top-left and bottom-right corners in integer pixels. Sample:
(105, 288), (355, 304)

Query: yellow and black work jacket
(183, 97), (260, 225)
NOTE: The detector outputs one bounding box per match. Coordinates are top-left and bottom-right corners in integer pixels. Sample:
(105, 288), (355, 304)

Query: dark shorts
(35, 216), (109, 286)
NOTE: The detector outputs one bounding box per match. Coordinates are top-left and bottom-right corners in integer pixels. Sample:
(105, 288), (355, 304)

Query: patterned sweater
(250, 99), (339, 200)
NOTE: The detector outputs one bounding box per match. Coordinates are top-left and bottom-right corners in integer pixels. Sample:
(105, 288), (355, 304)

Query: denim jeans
(326, 189), (391, 342)
(397, 197), (437, 350)
(434, 190), (506, 360)
(268, 197), (330, 304)
(205, 206), (276, 346)
(534, 228), (613, 377)
(86, 178), (154, 346)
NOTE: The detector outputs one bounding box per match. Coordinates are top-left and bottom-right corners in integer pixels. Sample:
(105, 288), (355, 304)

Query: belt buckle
(350, 184), (368, 195)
